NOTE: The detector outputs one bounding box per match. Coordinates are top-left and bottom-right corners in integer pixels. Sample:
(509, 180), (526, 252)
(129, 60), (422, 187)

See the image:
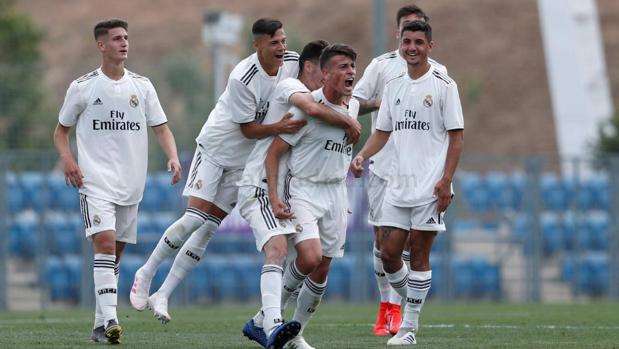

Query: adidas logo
(395, 98), (400, 105)
(93, 98), (103, 105)
(426, 217), (436, 224)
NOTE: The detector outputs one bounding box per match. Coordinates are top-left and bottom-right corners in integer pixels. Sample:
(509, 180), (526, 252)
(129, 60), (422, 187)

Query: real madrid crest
(93, 215), (101, 226)
(195, 179), (202, 190)
(295, 224), (303, 233)
(423, 95), (433, 108)
(129, 94), (139, 108)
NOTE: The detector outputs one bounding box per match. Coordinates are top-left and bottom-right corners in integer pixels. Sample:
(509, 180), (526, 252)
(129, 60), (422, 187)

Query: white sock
(93, 253), (117, 323)
(373, 246), (392, 303)
(141, 209), (207, 278)
(261, 265), (284, 336)
(293, 277), (327, 335)
(156, 216), (219, 298)
(281, 260), (307, 310)
(385, 263), (408, 299)
(402, 270), (432, 332)
(94, 262), (119, 328)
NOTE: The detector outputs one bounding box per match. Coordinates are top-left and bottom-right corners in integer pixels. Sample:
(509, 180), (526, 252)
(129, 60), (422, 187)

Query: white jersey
(58, 68), (167, 205)
(280, 88), (359, 183)
(237, 78), (309, 189)
(196, 52), (299, 169)
(376, 65), (464, 207)
(353, 49), (446, 179)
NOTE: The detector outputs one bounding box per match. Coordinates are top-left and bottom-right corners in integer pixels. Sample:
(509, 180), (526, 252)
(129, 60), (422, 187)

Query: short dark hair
(396, 4), (429, 26)
(401, 20), (432, 41)
(319, 43), (357, 69)
(252, 18), (283, 37)
(299, 40), (329, 73)
(94, 19), (128, 40)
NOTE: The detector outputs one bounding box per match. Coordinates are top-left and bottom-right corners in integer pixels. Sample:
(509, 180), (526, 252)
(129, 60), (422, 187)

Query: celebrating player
(353, 4), (447, 336)
(351, 21), (464, 345)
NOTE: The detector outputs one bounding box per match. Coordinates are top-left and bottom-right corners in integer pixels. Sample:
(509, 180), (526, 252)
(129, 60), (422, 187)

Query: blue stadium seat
(44, 213), (80, 255)
(540, 212), (563, 256)
(453, 257), (473, 298)
(561, 255), (574, 282)
(141, 176), (165, 212)
(9, 211), (38, 258)
(152, 171), (184, 211)
(589, 175), (610, 210)
(18, 172), (46, 211)
(572, 253), (609, 296)
(64, 254), (82, 300)
(574, 180), (595, 211)
(486, 171), (524, 211)
(47, 173), (79, 210)
(327, 257), (354, 299)
(6, 172), (25, 213)
(540, 173), (572, 211)
(458, 172), (491, 212)
(189, 262), (211, 300)
(205, 255), (238, 301)
(234, 256), (262, 300)
(45, 256), (70, 301)
(583, 212), (610, 251)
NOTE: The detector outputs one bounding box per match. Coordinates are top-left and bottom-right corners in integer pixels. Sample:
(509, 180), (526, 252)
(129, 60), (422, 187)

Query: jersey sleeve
(145, 80), (168, 126)
(281, 79), (310, 104)
(58, 81), (86, 127)
(375, 88), (393, 132)
(352, 58), (379, 100)
(228, 78), (257, 124)
(442, 82), (464, 130)
(278, 105), (309, 146)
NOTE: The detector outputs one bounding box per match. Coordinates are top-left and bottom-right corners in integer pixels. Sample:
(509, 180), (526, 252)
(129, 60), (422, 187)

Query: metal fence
(1, 151), (618, 311)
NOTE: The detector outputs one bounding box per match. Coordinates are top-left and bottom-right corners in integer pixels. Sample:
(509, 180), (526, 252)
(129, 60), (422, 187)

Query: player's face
(254, 28), (287, 67)
(396, 14), (425, 39)
(305, 60), (323, 91)
(399, 30), (432, 67)
(323, 55), (356, 96)
(98, 27), (129, 63)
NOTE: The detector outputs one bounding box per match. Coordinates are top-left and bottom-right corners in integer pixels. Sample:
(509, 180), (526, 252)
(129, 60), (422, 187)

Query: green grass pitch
(1, 302), (618, 348)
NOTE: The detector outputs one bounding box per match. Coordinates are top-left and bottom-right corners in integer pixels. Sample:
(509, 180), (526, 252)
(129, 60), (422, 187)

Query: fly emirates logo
(394, 109), (430, 131)
(92, 110), (141, 131)
(324, 134), (352, 156)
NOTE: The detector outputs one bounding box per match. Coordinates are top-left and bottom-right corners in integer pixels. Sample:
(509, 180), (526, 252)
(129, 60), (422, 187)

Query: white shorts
(238, 185), (296, 252)
(288, 177), (348, 258)
(182, 148), (242, 213)
(79, 194), (138, 244)
(378, 200), (446, 232)
(367, 172), (387, 226)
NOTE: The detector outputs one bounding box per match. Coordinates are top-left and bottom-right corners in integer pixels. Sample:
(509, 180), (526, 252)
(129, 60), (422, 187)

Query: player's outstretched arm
(152, 123), (182, 184)
(289, 93), (361, 144)
(356, 97), (381, 116)
(350, 130), (391, 178)
(434, 129), (464, 213)
(239, 112), (307, 139)
(54, 123), (83, 188)
(265, 136), (294, 219)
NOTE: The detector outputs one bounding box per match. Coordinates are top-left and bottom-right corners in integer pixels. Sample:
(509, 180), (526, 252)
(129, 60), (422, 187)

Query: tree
(0, 0), (48, 149)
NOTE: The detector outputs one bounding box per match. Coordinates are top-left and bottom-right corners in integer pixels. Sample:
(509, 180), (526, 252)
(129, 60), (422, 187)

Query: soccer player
(129, 19), (359, 326)
(353, 4), (447, 336)
(265, 44), (359, 349)
(239, 39), (361, 349)
(53, 19), (182, 344)
(351, 21), (464, 346)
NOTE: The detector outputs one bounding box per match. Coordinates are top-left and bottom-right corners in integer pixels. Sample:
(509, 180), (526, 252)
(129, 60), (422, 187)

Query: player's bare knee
(296, 252), (322, 274)
(263, 238), (288, 266)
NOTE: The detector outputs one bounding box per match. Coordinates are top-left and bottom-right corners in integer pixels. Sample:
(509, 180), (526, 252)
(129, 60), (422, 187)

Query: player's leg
(389, 202), (444, 346)
(239, 186), (300, 348)
(368, 173), (396, 336)
(147, 197), (224, 323)
(82, 195), (122, 344)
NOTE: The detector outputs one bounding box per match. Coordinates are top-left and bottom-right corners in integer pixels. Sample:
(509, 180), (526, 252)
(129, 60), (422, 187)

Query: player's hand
(277, 112), (307, 134)
(62, 156), (83, 188)
(270, 196), (294, 220)
(345, 119), (362, 145)
(433, 177), (453, 213)
(350, 155), (365, 178)
(167, 159), (182, 185)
